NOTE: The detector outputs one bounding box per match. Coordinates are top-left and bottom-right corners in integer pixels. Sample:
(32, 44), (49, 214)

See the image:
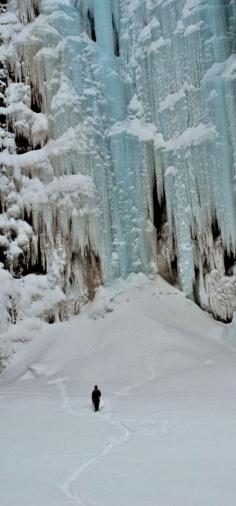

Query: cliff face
(0, 0), (236, 351)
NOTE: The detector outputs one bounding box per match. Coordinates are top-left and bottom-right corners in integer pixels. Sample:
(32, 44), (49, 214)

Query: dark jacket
(92, 388), (101, 403)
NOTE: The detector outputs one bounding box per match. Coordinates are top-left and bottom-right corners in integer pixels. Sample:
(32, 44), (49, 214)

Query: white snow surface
(1, 274), (236, 506)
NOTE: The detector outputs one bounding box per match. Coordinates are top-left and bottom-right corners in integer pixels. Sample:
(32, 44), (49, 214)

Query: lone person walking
(92, 385), (101, 412)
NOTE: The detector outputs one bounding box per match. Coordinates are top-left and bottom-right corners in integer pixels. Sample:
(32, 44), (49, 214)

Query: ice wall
(120, 0), (236, 320)
(0, 0), (236, 334)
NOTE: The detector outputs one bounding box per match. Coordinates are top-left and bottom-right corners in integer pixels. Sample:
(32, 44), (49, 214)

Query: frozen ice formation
(0, 0), (236, 339)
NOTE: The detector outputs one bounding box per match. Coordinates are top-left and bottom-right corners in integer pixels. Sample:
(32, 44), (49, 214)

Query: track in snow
(51, 378), (131, 505)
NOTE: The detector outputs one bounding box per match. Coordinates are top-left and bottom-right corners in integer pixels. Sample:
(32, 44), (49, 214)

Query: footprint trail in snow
(52, 379), (131, 505)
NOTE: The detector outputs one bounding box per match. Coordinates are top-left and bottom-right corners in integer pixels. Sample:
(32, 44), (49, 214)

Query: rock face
(0, 0), (236, 327)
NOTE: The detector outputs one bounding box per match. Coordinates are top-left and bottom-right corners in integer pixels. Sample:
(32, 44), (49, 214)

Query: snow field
(1, 275), (236, 505)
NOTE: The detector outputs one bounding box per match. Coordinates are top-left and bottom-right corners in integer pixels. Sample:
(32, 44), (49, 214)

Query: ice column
(92, 0), (155, 279)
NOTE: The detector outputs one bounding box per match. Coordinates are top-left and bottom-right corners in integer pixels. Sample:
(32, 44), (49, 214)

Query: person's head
(94, 385), (98, 390)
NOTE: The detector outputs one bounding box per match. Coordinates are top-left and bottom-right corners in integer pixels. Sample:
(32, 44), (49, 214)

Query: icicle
(16, 0), (41, 24)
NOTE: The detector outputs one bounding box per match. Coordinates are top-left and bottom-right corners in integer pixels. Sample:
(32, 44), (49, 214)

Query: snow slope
(1, 274), (236, 505)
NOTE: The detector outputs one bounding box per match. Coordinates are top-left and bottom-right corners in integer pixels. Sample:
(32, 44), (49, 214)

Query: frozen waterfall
(0, 0), (236, 357)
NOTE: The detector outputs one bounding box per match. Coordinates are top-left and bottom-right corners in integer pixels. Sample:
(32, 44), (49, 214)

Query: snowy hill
(1, 274), (236, 505)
